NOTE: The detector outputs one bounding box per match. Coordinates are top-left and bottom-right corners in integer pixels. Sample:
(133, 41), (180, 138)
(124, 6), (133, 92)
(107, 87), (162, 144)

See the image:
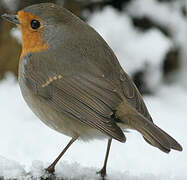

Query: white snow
(127, 0), (187, 88)
(11, 28), (22, 44)
(0, 156), (25, 179)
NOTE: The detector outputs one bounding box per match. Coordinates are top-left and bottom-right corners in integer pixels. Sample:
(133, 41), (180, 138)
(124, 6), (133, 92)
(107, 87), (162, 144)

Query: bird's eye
(30, 19), (40, 29)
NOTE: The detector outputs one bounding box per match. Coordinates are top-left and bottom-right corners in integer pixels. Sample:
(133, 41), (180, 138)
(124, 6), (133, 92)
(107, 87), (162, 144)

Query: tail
(143, 124), (183, 152)
(118, 109), (183, 153)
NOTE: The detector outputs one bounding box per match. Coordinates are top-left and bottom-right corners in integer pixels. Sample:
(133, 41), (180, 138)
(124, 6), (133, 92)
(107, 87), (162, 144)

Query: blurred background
(0, 0), (186, 179)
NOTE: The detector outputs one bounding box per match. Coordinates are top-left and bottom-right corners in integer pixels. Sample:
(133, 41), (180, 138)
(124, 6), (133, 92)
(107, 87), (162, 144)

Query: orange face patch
(17, 10), (49, 59)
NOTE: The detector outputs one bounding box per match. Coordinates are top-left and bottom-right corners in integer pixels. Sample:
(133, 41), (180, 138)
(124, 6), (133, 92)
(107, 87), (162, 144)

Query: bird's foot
(41, 174), (56, 180)
(42, 166), (57, 180)
(97, 167), (107, 180)
(45, 164), (55, 174)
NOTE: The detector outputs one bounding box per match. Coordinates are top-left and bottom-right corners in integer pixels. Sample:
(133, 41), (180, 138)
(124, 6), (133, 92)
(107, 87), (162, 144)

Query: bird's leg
(97, 138), (112, 179)
(46, 136), (78, 174)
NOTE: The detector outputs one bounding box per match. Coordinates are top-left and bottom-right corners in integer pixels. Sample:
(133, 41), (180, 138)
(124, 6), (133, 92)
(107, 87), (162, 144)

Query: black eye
(31, 19), (40, 29)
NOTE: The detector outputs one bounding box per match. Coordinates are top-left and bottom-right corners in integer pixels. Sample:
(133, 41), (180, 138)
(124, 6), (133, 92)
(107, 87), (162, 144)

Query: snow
(127, 0), (187, 87)
(0, 73), (186, 179)
(127, 0), (185, 33)
(0, 156), (25, 179)
(11, 28), (22, 44)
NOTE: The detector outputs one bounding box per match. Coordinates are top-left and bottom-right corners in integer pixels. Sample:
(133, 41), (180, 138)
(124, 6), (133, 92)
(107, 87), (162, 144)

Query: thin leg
(97, 138), (112, 179)
(46, 137), (78, 174)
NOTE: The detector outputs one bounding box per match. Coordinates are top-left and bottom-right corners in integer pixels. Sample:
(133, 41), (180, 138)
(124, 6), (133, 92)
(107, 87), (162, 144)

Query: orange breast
(17, 10), (49, 59)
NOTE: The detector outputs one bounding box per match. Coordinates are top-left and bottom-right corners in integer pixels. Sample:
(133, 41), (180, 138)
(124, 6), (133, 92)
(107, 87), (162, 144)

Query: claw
(45, 165), (55, 174)
(97, 168), (107, 179)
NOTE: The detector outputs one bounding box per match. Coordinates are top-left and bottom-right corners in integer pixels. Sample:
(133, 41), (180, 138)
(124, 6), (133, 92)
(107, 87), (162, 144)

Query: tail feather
(143, 128), (182, 152)
(127, 113), (182, 153)
(158, 127), (183, 151)
(143, 137), (170, 153)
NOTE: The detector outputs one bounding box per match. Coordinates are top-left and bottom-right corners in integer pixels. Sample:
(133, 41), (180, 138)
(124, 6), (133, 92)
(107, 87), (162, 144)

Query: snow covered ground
(0, 74), (186, 179)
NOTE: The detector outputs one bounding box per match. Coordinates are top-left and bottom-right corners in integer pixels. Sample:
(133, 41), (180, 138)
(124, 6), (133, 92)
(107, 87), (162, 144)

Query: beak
(1, 14), (20, 25)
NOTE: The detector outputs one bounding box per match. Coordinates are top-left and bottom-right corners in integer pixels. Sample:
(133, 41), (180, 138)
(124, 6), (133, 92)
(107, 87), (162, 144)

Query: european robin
(2, 3), (182, 179)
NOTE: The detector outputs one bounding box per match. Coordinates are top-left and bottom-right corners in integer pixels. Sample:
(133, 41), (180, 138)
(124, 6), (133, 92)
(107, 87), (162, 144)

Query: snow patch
(0, 156), (25, 179)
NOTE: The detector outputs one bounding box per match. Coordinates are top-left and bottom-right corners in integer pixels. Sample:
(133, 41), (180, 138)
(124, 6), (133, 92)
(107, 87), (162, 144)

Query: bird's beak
(1, 14), (20, 25)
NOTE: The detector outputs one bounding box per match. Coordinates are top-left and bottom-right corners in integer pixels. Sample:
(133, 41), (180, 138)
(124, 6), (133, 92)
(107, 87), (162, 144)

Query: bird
(2, 3), (182, 179)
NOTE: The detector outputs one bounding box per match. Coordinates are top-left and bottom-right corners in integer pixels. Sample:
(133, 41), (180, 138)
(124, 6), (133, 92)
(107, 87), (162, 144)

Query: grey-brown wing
(25, 69), (126, 142)
(119, 67), (153, 122)
(118, 68), (157, 146)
